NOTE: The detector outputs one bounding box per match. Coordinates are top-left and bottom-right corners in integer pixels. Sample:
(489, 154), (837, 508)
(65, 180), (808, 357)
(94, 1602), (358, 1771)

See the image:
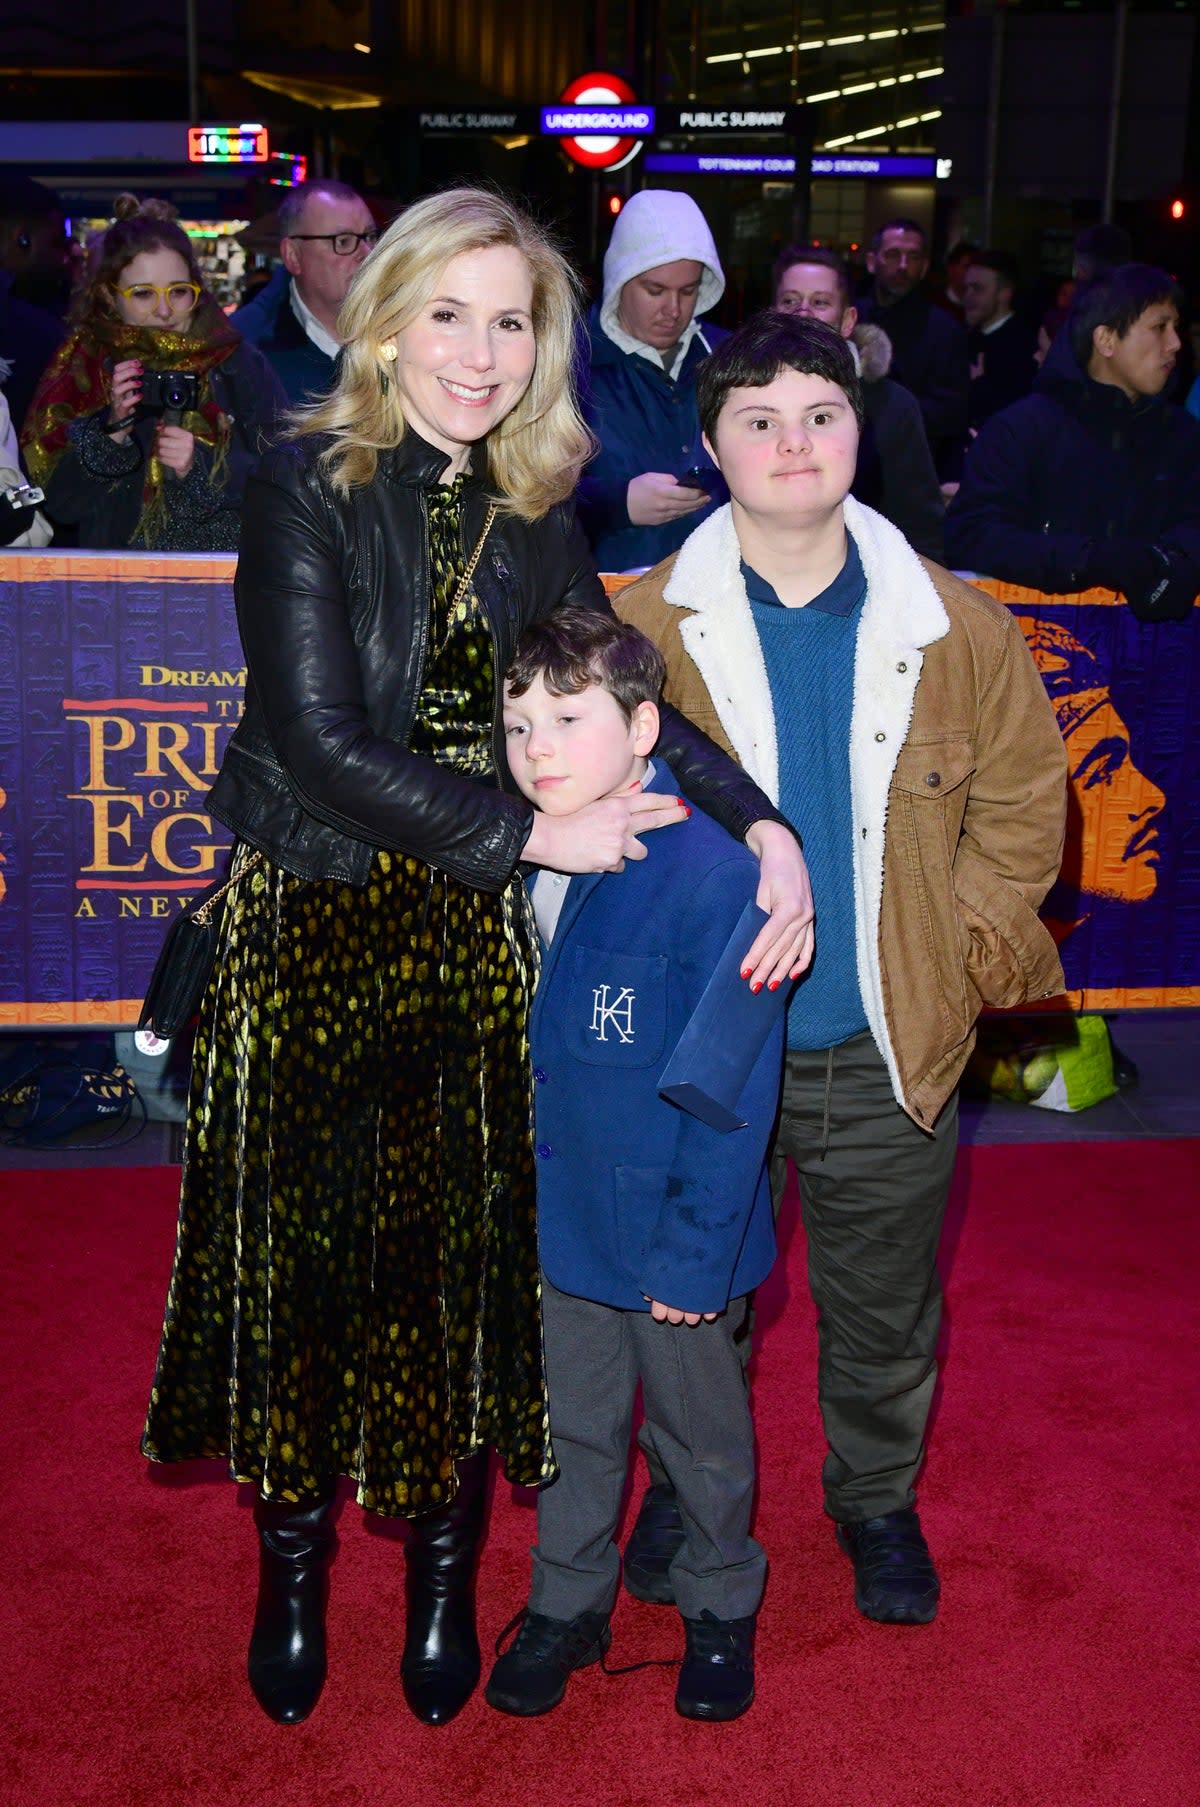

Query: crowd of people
(2, 171), (1193, 1733)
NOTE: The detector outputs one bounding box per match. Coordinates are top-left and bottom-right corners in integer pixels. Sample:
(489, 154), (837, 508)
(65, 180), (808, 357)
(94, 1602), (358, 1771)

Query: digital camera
(139, 369), (200, 417)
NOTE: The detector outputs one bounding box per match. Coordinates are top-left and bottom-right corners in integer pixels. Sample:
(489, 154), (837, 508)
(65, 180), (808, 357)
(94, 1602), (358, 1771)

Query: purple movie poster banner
(2, 556), (1198, 1023)
(0, 551), (243, 1025)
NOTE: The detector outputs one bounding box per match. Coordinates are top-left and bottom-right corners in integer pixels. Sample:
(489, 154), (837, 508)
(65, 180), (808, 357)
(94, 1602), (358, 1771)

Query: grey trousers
(531, 1276), (767, 1623)
(643, 1030), (957, 1524)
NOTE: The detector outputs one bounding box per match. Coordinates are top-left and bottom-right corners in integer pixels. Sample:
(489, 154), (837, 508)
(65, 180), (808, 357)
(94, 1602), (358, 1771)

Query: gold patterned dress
(142, 479), (549, 1515)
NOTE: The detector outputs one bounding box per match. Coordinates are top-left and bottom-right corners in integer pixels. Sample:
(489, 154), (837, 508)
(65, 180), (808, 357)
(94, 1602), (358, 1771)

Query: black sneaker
(484, 1608), (612, 1717)
(835, 1507), (940, 1624)
(623, 1482), (685, 1605)
(675, 1610), (756, 1722)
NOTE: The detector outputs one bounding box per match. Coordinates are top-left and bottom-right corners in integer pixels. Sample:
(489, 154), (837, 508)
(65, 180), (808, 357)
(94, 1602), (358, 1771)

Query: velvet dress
(142, 478), (549, 1515)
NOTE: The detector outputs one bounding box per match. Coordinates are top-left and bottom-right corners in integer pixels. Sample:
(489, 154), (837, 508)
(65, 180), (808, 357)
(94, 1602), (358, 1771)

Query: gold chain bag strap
(431, 503), (497, 652)
(138, 849), (264, 1039)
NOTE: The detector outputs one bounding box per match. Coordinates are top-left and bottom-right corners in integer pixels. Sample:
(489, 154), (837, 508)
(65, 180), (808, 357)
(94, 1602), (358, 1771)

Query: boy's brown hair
(505, 605), (666, 726)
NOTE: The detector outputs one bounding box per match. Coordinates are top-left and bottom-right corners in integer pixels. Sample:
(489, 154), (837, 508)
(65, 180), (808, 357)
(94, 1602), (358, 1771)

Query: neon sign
(187, 124), (269, 165)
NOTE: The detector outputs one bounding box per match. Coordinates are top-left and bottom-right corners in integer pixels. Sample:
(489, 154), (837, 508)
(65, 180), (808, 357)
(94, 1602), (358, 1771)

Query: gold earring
(381, 344), (398, 361)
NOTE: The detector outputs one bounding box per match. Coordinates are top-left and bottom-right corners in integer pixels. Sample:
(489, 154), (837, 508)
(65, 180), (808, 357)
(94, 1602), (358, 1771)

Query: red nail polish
(740, 967), (753, 980)
(681, 806), (691, 818)
(768, 980), (780, 992)
(751, 981), (763, 994)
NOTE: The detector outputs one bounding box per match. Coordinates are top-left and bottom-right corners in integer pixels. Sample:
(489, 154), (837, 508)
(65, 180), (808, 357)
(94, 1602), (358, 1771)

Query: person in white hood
(577, 190), (729, 572)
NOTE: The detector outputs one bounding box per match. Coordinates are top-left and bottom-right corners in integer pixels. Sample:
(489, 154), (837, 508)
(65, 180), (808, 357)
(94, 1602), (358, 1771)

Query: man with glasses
(857, 218), (968, 482)
(234, 180), (378, 405)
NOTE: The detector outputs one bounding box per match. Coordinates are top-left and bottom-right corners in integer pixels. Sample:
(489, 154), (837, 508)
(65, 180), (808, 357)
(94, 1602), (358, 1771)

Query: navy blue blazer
(529, 764), (782, 1316)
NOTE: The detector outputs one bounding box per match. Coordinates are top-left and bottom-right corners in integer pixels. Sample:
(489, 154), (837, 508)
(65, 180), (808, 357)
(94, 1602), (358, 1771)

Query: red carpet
(5, 1142), (1198, 1807)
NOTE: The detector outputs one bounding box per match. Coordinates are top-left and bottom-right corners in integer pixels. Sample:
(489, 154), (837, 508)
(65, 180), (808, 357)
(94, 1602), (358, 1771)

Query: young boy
(484, 606), (784, 1725)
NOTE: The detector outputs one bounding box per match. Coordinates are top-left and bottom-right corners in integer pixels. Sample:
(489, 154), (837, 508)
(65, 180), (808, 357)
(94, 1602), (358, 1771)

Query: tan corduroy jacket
(613, 497), (1067, 1128)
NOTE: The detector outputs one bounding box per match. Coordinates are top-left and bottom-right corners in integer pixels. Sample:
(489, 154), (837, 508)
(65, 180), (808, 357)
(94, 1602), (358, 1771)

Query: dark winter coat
(208, 429), (787, 888)
(944, 328), (1200, 595)
(857, 284), (969, 474)
(232, 266), (336, 407)
(576, 306), (728, 573)
(40, 341), (286, 551)
(851, 322), (944, 561)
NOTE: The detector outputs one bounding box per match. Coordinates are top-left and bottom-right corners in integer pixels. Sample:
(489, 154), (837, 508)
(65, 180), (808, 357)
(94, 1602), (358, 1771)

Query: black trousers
(643, 1031), (957, 1523)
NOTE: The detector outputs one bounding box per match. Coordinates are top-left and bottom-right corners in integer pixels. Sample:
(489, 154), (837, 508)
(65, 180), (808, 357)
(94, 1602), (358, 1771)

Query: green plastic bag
(965, 1014), (1117, 1113)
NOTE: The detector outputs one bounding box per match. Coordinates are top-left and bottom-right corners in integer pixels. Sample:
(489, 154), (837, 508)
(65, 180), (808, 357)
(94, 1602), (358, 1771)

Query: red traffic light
(1170, 198), (1185, 221)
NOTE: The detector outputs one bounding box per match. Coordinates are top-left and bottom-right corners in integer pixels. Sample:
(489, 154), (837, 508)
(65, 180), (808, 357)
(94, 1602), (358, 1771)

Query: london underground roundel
(557, 71), (643, 172)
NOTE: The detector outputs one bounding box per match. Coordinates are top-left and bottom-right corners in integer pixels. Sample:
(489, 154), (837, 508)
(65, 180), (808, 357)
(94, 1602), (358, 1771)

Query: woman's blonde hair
(290, 187), (595, 520)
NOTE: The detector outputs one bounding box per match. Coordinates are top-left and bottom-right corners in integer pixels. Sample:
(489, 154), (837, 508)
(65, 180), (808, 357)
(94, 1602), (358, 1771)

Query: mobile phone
(677, 465), (720, 495)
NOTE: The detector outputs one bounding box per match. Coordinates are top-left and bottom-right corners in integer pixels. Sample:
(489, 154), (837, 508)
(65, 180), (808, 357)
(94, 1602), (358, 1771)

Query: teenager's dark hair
(1067, 263), (1182, 369)
(770, 243), (850, 306)
(969, 248), (1020, 293)
(696, 311), (864, 441)
(505, 605), (666, 726)
(870, 216), (927, 253)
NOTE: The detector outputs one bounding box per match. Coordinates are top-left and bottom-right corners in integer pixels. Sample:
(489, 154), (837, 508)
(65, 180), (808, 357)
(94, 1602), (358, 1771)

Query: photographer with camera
(1, 368), (50, 547)
(21, 194), (286, 550)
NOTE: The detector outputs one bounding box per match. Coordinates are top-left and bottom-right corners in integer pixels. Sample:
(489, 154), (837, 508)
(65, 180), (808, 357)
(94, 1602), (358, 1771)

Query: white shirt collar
(602, 315), (708, 381)
(289, 281), (341, 360)
(981, 310), (1015, 336)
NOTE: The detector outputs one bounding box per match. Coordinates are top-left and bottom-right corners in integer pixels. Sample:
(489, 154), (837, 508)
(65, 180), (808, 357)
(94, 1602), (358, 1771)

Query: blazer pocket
(563, 945), (668, 1068)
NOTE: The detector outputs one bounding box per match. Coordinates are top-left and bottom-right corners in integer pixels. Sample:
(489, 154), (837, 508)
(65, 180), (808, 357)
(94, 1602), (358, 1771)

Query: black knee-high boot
(247, 1494), (336, 1725)
(400, 1451), (488, 1725)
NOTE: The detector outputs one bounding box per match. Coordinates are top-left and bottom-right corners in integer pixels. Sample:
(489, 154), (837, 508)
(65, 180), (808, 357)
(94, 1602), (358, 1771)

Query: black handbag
(138, 850), (264, 1038)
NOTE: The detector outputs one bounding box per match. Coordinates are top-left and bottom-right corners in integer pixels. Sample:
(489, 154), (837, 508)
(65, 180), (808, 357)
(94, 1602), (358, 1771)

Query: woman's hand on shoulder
(742, 819), (815, 989)
(522, 785), (688, 874)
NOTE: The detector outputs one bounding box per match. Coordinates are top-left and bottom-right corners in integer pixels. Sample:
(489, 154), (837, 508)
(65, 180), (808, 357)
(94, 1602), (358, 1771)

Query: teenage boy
(947, 263), (1199, 621)
(484, 608), (784, 1724)
(614, 313), (1067, 1627)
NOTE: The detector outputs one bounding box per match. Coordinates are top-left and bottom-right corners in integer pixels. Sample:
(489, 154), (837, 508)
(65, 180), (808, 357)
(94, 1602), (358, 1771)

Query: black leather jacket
(208, 430), (783, 888)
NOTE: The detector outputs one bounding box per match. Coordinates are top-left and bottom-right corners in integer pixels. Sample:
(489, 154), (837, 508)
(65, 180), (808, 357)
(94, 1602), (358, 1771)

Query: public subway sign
(1, 552), (1197, 1025)
(548, 73), (644, 171)
(187, 124), (269, 164)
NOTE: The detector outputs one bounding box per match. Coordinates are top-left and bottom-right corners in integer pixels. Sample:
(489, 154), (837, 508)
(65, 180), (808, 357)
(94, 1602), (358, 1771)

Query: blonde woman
(141, 188), (811, 1729)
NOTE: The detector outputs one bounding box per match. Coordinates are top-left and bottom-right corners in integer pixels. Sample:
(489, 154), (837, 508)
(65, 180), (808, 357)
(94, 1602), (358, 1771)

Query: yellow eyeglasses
(114, 282), (201, 312)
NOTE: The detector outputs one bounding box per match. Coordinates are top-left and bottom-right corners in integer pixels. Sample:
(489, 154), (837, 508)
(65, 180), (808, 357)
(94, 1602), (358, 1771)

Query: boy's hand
(522, 783), (688, 874)
(645, 1296), (720, 1326)
(742, 819), (815, 988)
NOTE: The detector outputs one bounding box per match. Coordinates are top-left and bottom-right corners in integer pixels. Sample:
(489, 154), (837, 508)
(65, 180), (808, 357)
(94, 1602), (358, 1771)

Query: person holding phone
(576, 190), (728, 573)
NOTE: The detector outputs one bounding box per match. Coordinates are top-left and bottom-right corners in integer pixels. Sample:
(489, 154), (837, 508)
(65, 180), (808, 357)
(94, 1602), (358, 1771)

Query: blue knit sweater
(745, 534), (870, 1051)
